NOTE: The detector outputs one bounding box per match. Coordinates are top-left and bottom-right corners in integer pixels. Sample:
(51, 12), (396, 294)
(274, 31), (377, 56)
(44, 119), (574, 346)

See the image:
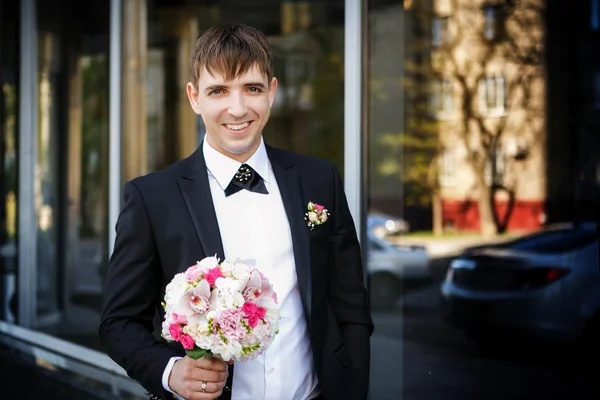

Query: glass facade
(0, 0), (19, 324)
(30, 0), (111, 349)
(367, 0), (600, 398)
(1, 0), (600, 398)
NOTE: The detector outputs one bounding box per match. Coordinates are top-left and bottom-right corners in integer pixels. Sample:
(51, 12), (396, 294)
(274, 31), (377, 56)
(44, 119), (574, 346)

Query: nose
(227, 92), (247, 118)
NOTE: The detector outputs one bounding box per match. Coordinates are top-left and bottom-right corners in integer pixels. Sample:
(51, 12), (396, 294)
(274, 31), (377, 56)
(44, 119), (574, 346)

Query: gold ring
(201, 381), (207, 392)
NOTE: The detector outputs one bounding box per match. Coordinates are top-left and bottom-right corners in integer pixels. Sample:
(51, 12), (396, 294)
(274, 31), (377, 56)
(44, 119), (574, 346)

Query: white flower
(232, 263), (251, 283)
(213, 341), (243, 362)
(215, 277), (242, 297)
(307, 211), (319, 223)
(214, 292), (245, 310)
(197, 256), (220, 272)
(164, 273), (189, 307)
(220, 260), (235, 276)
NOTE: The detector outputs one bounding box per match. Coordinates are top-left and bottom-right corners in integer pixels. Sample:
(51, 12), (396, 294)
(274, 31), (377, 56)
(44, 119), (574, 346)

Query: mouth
(223, 121), (252, 133)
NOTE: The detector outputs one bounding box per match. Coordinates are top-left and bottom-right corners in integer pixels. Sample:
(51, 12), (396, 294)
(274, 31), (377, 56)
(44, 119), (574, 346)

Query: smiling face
(187, 64), (277, 162)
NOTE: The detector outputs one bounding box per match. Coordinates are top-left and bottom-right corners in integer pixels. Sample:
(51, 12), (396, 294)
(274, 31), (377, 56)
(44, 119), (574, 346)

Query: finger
(193, 357), (213, 370)
(190, 369), (228, 383)
(193, 357), (227, 372)
(209, 358), (228, 371)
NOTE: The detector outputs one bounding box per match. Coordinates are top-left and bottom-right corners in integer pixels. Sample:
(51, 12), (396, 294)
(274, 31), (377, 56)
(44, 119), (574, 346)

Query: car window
(506, 228), (597, 253)
(368, 239), (386, 251)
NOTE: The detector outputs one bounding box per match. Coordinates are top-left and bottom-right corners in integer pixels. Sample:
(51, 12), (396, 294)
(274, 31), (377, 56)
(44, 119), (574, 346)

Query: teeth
(226, 122), (249, 131)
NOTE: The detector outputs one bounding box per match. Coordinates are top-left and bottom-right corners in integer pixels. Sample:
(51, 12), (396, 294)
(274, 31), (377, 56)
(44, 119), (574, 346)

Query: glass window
(367, 0), (600, 397)
(133, 1), (346, 175)
(1, 0), (19, 323)
(34, 0), (110, 350)
(432, 16), (450, 48)
(431, 77), (454, 116)
(479, 74), (507, 116)
(483, 5), (505, 41)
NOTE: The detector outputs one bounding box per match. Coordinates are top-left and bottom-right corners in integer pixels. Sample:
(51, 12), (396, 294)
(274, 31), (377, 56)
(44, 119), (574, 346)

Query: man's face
(187, 64), (277, 162)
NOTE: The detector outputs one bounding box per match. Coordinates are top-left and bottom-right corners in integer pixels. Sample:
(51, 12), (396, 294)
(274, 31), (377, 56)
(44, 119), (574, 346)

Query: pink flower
(272, 292), (278, 304)
(247, 315), (259, 329)
(175, 280), (211, 316)
(205, 267), (224, 287)
(184, 264), (203, 282)
(314, 203), (325, 211)
(319, 212), (328, 223)
(214, 309), (246, 341)
(179, 334), (195, 350)
(255, 307), (266, 319)
(172, 313), (188, 325)
(169, 324), (183, 341)
(242, 302), (258, 317)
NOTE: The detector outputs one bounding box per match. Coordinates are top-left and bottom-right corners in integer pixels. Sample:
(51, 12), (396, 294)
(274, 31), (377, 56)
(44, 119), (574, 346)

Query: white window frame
(478, 74), (507, 117)
(431, 77), (454, 119)
(432, 16), (450, 48)
(439, 148), (457, 187)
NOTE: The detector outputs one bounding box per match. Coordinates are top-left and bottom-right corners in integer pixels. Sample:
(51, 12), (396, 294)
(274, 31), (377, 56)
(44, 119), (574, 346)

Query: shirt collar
(202, 137), (270, 191)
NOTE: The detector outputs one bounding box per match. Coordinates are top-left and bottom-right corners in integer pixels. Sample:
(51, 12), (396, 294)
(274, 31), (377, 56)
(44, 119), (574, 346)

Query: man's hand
(169, 356), (229, 400)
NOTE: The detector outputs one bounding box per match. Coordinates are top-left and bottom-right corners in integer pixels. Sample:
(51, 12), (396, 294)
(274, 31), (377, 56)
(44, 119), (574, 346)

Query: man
(99, 24), (373, 400)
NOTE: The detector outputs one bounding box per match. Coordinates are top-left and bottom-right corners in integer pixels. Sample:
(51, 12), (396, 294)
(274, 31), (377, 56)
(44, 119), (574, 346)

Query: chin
(224, 138), (260, 155)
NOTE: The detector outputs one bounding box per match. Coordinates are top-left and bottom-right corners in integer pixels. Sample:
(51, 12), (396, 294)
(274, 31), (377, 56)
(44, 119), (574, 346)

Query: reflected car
(367, 232), (432, 309)
(440, 222), (600, 345)
(367, 212), (409, 238)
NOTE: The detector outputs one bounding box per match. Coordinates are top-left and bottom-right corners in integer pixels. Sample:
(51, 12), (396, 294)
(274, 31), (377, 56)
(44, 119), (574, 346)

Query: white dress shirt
(162, 138), (320, 400)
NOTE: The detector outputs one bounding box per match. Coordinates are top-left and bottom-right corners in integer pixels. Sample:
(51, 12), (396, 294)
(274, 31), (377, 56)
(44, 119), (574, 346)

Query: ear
(268, 77), (278, 108)
(186, 82), (202, 114)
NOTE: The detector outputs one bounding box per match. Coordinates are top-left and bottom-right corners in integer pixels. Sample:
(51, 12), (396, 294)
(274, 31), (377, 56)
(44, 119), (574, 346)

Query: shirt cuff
(162, 356), (184, 398)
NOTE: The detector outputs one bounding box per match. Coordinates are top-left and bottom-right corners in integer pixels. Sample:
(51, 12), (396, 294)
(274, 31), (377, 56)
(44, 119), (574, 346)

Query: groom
(99, 24), (373, 400)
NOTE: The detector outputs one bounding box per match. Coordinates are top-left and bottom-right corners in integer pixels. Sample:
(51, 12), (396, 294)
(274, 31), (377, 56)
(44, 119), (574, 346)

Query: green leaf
(186, 347), (213, 360)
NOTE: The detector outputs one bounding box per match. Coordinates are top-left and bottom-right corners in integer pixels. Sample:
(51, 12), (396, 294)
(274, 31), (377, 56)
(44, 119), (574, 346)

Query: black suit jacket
(99, 144), (374, 400)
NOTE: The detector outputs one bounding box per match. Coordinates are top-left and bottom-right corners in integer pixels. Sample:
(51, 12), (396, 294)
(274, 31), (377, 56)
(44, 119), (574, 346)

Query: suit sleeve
(99, 181), (177, 398)
(328, 163), (374, 393)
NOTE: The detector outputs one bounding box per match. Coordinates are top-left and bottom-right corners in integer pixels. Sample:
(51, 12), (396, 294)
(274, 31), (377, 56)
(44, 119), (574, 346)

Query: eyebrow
(203, 82), (267, 94)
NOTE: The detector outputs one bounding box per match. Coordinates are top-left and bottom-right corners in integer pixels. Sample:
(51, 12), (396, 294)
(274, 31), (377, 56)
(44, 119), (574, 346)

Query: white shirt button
(269, 367), (275, 373)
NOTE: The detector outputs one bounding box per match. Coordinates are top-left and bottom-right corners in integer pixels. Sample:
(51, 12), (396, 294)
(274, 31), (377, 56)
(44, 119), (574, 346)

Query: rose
(314, 203), (325, 211)
(256, 307), (266, 319)
(169, 324), (183, 341)
(242, 301), (258, 317)
(319, 212), (328, 223)
(247, 315), (259, 328)
(179, 334), (195, 350)
(205, 267), (224, 287)
(184, 264), (203, 282)
(172, 313), (188, 325)
(307, 211), (319, 224)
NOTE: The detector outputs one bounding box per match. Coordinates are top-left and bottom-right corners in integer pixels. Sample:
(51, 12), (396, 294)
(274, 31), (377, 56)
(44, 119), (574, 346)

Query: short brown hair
(189, 24), (274, 87)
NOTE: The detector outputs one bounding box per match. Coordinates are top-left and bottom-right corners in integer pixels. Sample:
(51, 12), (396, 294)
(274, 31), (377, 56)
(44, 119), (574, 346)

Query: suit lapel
(267, 146), (312, 331)
(177, 146), (225, 263)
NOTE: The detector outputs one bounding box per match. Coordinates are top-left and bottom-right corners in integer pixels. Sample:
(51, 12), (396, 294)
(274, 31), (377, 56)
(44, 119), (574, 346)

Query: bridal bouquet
(161, 256), (279, 362)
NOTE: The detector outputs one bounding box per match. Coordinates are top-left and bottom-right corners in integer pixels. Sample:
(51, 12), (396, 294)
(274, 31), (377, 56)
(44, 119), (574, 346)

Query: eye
(209, 89), (222, 95)
(248, 87), (262, 93)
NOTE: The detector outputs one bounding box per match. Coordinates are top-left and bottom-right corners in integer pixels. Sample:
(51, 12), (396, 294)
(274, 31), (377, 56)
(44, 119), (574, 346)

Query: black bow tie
(224, 163), (269, 197)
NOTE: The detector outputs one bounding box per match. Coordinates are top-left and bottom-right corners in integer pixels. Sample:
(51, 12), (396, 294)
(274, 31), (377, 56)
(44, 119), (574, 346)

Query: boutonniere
(305, 201), (330, 230)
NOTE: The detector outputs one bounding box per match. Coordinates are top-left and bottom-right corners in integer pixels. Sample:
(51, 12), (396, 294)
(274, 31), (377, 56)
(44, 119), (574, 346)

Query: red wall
(442, 199), (545, 232)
